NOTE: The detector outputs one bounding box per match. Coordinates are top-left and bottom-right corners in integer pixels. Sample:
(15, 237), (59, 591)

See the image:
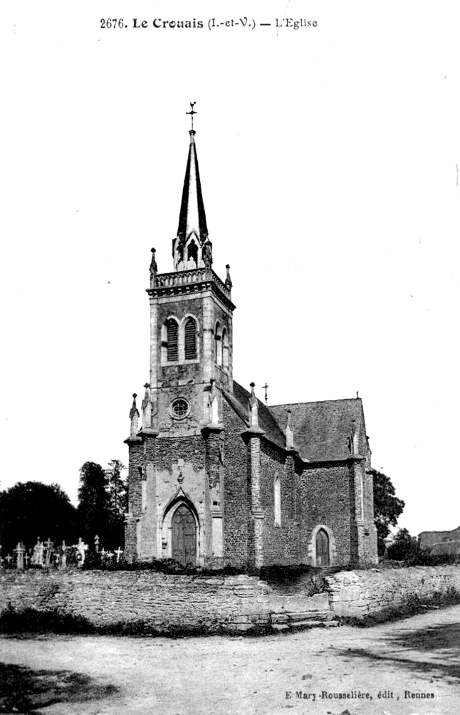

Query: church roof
(225, 380), (287, 450)
(177, 131), (208, 244)
(225, 384), (367, 461)
(269, 398), (365, 462)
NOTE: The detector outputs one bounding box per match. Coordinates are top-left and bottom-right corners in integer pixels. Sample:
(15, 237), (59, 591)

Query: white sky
(1, 1), (459, 537)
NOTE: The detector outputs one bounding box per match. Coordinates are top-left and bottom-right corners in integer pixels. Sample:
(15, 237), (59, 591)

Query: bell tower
(146, 117), (235, 435)
(125, 106), (235, 566)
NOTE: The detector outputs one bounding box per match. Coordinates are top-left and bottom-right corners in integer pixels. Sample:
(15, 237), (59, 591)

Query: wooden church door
(172, 505), (197, 566)
(316, 528), (330, 567)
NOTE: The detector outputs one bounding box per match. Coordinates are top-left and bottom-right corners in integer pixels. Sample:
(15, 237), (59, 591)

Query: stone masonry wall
(2, 566), (460, 633)
(326, 566), (460, 619)
(222, 403), (249, 566)
(419, 527), (460, 551)
(0, 570), (331, 634)
(301, 463), (355, 566)
(259, 442), (300, 566)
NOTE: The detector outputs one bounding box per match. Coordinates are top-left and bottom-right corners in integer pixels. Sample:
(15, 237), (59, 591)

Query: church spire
(173, 103), (212, 271)
(177, 130), (208, 243)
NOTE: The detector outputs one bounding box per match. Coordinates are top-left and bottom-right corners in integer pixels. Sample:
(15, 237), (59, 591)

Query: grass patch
(0, 607), (96, 635)
(0, 606), (274, 638)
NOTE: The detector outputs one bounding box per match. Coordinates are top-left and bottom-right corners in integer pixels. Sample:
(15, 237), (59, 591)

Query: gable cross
(262, 383), (269, 405)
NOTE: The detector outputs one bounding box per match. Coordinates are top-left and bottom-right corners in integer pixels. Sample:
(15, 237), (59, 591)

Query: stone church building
(124, 123), (378, 569)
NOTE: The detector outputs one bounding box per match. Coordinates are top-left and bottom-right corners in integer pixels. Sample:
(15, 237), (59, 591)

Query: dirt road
(1, 605), (459, 715)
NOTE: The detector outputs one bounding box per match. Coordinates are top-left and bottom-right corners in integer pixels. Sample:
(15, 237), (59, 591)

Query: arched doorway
(315, 528), (330, 567)
(172, 504), (197, 566)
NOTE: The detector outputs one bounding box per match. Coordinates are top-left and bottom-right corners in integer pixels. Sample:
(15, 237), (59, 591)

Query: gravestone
(32, 538), (44, 566)
(75, 538), (88, 566)
(60, 541), (67, 569)
(44, 538), (54, 567)
(14, 542), (24, 569)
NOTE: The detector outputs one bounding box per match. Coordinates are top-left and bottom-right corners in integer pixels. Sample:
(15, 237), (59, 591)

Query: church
(124, 113), (378, 569)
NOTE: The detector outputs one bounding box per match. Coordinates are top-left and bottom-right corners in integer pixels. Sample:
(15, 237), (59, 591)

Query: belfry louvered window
(166, 319), (179, 362)
(184, 317), (197, 360)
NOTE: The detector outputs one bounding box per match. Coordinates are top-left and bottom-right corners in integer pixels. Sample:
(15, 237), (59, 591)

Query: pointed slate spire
(173, 107), (210, 271)
(177, 130), (208, 244)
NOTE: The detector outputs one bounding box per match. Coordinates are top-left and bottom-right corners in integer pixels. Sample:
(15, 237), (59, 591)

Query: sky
(1, 0), (459, 537)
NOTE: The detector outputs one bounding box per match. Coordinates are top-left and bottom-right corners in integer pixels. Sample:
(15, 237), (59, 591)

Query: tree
(0, 482), (77, 553)
(105, 460), (127, 549)
(387, 527), (420, 561)
(77, 462), (111, 546)
(77, 460), (127, 550)
(372, 469), (405, 556)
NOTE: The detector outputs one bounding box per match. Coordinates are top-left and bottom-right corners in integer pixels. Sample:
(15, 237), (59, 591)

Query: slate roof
(224, 380), (286, 450)
(177, 131), (208, 244)
(225, 383), (366, 461)
(269, 398), (366, 462)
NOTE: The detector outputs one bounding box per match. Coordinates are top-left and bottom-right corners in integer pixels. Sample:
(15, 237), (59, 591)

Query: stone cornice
(124, 436), (143, 445)
(241, 427), (265, 442)
(302, 455), (365, 469)
(138, 428), (160, 438)
(124, 428), (159, 446)
(347, 454), (366, 463)
(201, 423), (224, 437)
(147, 268), (235, 312)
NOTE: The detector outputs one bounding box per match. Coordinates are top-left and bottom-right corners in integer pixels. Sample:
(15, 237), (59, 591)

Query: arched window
(187, 239), (198, 266)
(222, 328), (229, 370)
(315, 528), (330, 567)
(215, 322), (222, 366)
(184, 317), (197, 360)
(166, 318), (179, 362)
(274, 475), (281, 526)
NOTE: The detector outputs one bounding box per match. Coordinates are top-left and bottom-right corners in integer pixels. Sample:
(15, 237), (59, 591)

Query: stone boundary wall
(326, 565), (460, 619)
(2, 566), (459, 633)
(0, 570), (332, 634)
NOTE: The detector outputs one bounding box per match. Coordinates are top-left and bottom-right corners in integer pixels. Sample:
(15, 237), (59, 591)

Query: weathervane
(186, 101), (197, 131)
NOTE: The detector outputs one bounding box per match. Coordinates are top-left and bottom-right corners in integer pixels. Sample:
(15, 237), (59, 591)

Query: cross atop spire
(186, 102), (197, 132)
